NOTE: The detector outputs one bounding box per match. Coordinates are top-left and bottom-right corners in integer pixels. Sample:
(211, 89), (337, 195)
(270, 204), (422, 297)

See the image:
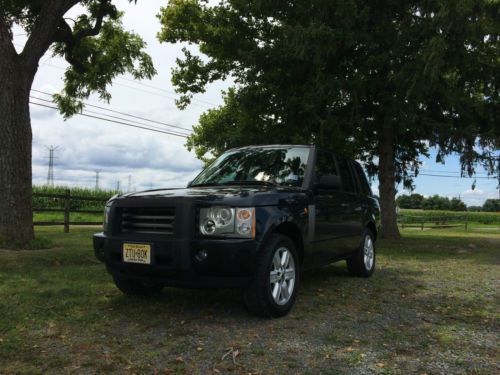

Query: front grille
(121, 207), (175, 235)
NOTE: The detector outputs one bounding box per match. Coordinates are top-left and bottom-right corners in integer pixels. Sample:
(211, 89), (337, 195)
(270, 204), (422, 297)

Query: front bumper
(93, 232), (259, 288)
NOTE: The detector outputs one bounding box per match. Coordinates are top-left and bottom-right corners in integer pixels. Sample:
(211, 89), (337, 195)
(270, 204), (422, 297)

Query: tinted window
(352, 162), (372, 196)
(315, 150), (338, 178)
(336, 157), (356, 193)
(191, 146), (310, 187)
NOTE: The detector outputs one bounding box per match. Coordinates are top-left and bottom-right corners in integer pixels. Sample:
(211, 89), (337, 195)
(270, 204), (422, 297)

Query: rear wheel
(112, 274), (163, 296)
(347, 229), (376, 277)
(244, 234), (299, 317)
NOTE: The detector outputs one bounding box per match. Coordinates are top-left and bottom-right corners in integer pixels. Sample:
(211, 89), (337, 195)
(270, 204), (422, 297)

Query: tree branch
(0, 17), (17, 62)
(20, 0), (80, 71)
(74, 0), (111, 40)
(52, 0), (112, 73)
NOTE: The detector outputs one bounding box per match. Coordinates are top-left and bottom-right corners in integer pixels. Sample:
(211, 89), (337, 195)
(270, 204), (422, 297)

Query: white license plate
(123, 243), (152, 264)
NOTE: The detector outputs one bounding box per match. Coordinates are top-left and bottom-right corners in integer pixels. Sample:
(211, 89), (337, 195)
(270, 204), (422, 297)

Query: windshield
(190, 146), (311, 187)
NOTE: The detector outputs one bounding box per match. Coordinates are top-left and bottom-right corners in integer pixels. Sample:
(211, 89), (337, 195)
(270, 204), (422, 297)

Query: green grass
(34, 211), (102, 223)
(0, 228), (498, 374)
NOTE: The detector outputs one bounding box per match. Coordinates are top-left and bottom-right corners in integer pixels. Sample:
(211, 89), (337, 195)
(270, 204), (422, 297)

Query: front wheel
(346, 229), (376, 277)
(244, 234), (300, 317)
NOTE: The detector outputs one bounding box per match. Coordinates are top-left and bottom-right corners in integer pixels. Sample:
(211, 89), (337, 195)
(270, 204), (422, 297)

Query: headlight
(103, 195), (119, 231)
(199, 206), (255, 238)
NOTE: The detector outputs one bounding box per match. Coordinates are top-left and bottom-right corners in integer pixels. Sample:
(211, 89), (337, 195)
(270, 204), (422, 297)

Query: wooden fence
(398, 214), (469, 231)
(33, 191), (107, 233)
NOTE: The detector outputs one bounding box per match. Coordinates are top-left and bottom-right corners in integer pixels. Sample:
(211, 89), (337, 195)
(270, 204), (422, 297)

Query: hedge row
(400, 209), (500, 225)
(32, 186), (118, 211)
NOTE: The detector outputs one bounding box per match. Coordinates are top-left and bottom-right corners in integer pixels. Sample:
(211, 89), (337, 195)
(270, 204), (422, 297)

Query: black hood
(113, 185), (307, 206)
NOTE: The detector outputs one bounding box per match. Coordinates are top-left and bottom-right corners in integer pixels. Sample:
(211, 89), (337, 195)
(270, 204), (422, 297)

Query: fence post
(64, 189), (70, 233)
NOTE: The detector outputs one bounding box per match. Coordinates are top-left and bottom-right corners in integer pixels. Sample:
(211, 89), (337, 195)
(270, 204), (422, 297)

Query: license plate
(123, 243), (152, 264)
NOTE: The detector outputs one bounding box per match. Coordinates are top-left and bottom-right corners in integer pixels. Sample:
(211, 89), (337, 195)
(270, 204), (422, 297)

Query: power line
(30, 89), (193, 134)
(419, 169), (489, 175)
(39, 60), (218, 108)
(29, 95), (191, 136)
(29, 101), (188, 138)
(411, 173), (495, 179)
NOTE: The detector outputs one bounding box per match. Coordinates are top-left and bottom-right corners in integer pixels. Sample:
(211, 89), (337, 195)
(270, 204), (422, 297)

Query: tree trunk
(377, 126), (401, 239)
(0, 54), (36, 247)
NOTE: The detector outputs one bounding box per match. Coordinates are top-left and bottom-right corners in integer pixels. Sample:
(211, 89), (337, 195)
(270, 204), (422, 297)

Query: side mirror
(317, 175), (342, 190)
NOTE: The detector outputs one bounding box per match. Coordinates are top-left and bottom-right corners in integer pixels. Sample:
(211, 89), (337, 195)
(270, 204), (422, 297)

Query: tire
(243, 234), (300, 318)
(112, 274), (163, 296)
(346, 229), (376, 277)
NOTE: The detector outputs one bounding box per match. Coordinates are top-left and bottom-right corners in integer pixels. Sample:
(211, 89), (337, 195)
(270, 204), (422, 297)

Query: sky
(13, 0), (499, 206)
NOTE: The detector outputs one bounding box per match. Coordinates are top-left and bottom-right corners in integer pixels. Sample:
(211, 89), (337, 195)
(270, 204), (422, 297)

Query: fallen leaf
(175, 356), (185, 363)
(376, 363), (385, 368)
(197, 347), (203, 352)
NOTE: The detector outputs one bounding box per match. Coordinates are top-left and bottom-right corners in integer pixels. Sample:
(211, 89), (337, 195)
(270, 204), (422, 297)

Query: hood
(113, 185), (307, 207)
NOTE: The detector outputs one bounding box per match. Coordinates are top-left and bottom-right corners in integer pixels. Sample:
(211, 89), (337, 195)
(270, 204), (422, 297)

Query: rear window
(352, 162), (372, 196)
(336, 157), (356, 193)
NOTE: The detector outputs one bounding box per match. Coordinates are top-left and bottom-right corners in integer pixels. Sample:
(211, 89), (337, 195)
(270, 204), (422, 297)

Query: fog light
(195, 249), (208, 262)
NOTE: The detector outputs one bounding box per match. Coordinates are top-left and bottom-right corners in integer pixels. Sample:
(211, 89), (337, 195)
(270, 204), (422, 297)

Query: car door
(334, 157), (364, 254)
(307, 150), (351, 267)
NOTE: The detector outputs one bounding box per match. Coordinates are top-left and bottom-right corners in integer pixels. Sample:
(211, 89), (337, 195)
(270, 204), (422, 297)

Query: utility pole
(127, 175), (132, 192)
(45, 145), (59, 186)
(95, 170), (100, 190)
(116, 180), (121, 192)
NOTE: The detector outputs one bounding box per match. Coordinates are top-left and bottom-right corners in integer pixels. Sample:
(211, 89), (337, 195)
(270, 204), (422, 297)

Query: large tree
(0, 0), (155, 246)
(159, 0), (500, 238)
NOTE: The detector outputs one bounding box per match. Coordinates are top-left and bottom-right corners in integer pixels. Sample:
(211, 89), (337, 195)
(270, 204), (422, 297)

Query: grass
(0, 227), (498, 374)
(33, 211), (102, 223)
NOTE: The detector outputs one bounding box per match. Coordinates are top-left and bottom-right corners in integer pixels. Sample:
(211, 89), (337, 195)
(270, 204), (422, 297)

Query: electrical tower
(127, 175), (132, 192)
(45, 145), (59, 186)
(95, 170), (101, 190)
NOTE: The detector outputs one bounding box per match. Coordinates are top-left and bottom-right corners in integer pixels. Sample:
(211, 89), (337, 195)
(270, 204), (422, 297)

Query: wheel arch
(269, 222), (305, 265)
(366, 220), (378, 241)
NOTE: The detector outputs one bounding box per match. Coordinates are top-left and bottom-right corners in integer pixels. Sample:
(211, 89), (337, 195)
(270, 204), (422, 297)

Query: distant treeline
(397, 194), (500, 212)
(32, 186), (118, 210)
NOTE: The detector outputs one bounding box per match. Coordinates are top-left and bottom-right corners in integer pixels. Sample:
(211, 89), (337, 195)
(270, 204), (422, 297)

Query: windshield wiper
(220, 180), (277, 187)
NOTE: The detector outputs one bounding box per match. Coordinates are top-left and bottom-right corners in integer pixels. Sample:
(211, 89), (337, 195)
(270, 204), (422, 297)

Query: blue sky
(375, 148), (499, 206)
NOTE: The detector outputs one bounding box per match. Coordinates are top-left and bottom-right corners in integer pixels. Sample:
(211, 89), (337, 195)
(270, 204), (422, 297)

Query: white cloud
(27, 0), (225, 192)
(460, 189), (498, 206)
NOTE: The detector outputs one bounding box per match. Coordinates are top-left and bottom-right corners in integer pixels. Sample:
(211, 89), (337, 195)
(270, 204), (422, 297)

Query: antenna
(45, 145), (59, 186)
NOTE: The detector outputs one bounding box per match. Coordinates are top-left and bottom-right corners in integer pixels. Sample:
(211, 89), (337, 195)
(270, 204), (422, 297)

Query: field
(0, 227), (499, 374)
(400, 209), (499, 225)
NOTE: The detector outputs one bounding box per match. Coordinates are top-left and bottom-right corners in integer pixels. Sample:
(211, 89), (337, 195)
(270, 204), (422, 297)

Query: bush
(400, 209), (500, 225)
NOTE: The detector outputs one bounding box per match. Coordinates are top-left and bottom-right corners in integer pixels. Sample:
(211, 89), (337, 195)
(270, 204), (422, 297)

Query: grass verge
(0, 228), (498, 374)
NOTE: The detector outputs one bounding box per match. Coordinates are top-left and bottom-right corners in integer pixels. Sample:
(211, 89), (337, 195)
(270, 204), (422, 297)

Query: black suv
(94, 145), (380, 317)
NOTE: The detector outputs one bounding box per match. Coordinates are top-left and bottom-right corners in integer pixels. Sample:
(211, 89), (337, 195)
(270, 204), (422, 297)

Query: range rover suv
(94, 145), (380, 317)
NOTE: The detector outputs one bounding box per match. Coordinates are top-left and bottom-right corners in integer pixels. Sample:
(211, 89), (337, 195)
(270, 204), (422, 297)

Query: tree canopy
(159, 0), (500, 238)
